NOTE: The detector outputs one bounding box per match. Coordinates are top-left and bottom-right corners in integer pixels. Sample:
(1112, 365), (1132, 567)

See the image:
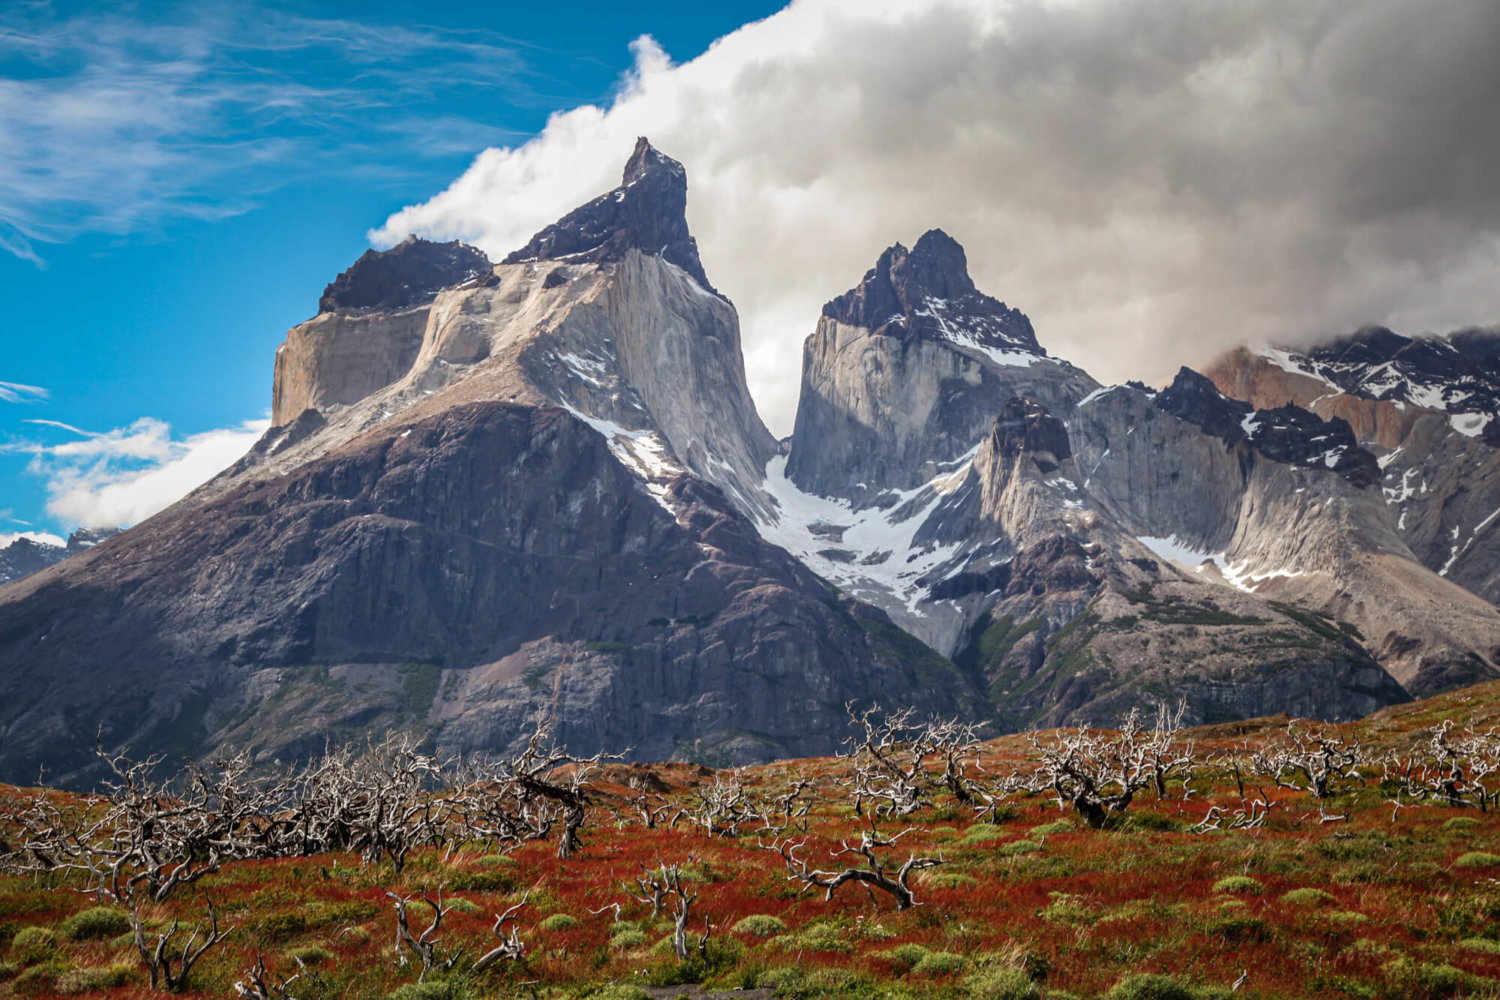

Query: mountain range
(1, 138), (1496, 787)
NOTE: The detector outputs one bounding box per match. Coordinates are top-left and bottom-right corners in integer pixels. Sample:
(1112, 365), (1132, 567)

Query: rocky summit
(2, 139), (1499, 789)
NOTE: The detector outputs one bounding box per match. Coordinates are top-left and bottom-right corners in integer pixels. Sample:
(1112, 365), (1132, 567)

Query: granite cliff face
(1205, 333), (1500, 608)
(785, 230), (1097, 501)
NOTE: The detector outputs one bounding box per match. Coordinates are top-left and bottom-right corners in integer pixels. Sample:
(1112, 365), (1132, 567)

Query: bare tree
(1027, 703), (1194, 829)
(767, 823), (946, 910)
(1250, 722), (1365, 800)
(234, 954), (310, 1000)
(1384, 721), (1500, 811)
(839, 705), (933, 818)
(386, 889), (464, 982)
(130, 897), (234, 992)
(472, 892), (531, 971)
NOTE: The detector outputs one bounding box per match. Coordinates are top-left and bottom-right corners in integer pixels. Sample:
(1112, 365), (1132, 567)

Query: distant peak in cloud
(373, 0), (1500, 435)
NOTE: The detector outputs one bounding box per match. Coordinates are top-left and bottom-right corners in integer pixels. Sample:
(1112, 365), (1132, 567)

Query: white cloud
(0, 382), (48, 404)
(10, 417), (270, 530)
(0, 531), (66, 550)
(373, 0), (1500, 435)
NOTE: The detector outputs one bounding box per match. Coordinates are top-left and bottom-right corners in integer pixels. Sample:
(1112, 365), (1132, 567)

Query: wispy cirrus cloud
(0, 1), (543, 263)
(4, 416), (270, 529)
(0, 382), (47, 404)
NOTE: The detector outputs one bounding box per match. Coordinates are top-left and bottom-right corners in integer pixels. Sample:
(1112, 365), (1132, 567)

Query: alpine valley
(2, 140), (1497, 788)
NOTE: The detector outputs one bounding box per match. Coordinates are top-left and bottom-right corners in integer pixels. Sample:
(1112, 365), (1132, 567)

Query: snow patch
(757, 454), (968, 614)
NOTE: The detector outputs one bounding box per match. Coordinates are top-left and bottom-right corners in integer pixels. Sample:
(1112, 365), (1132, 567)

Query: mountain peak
(501, 137), (716, 294)
(822, 230), (1041, 357)
(319, 237), (491, 314)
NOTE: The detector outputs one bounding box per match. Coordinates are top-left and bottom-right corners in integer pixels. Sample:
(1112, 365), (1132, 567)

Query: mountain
(1205, 330), (1500, 611)
(3, 138), (1496, 789)
(0, 140), (979, 787)
(0, 528), (119, 586)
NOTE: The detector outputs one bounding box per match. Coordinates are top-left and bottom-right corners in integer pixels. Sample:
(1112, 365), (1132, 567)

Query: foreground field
(3, 684), (1500, 1000)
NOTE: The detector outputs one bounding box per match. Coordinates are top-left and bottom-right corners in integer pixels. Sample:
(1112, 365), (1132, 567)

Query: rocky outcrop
(272, 237), (492, 426)
(784, 231), (1097, 499)
(502, 138), (717, 295)
(1155, 368), (1380, 488)
(319, 236), (490, 314)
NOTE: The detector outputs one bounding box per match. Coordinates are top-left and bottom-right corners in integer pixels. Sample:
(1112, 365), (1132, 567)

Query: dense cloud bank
(374, 0), (1500, 433)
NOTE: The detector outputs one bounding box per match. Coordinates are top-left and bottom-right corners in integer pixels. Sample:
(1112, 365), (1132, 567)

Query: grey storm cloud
(373, 0), (1500, 434)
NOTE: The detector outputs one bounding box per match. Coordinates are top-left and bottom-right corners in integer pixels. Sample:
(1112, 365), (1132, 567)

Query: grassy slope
(2, 686), (1500, 999)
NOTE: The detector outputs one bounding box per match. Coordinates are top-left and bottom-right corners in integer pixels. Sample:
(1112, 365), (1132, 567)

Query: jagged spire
(319, 238), (491, 313)
(501, 137), (717, 294)
(822, 229), (1040, 355)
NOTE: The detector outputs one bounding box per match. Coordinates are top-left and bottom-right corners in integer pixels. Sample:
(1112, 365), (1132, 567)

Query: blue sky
(0, 0), (787, 540)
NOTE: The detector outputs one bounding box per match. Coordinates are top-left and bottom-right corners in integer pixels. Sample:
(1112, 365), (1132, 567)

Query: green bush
(252, 911), (308, 942)
(60, 907), (130, 941)
(1282, 888), (1337, 907)
(1460, 938), (1500, 954)
(1212, 876), (1264, 895)
(11, 962), (69, 996)
(1104, 973), (1201, 1000)
(966, 967), (1043, 1000)
(287, 944), (334, 965)
(1441, 816), (1482, 833)
(1381, 958), (1472, 999)
(609, 929), (648, 949)
(963, 825), (1011, 843)
(999, 839), (1042, 857)
(730, 914), (786, 937)
(912, 950), (967, 975)
(881, 942), (930, 970)
(583, 986), (652, 1000)
(55, 963), (133, 994)
(9, 927), (57, 965)
(539, 913), (579, 932)
(386, 982), (474, 1000)
(1031, 820), (1074, 836)
(1454, 852), (1500, 869)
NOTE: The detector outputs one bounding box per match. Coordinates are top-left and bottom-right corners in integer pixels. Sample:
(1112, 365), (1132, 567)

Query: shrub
(882, 942), (931, 970)
(583, 986), (652, 1000)
(1453, 852), (1500, 869)
(609, 929), (647, 949)
(11, 962), (69, 996)
(923, 872), (980, 890)
(9, 927), (57, 964)
(1104, 973), (1201, 1000)
(539, 913), (579, 932)
(966, 967), (1043, 1000)
(386, 982), (474, 1000)
(963, 826), (1010, 843)
(60, 907), (130, 941)
(253, 911), (308, 942)
(1212, 876), (1264, 895)
(1282, 888), (1336, 907)
(1441, 817), (1482, 833)
(912, 950), (966, 975)
(1031, 820), (1074, 836)
(1381, 958), (1472, 999)
(999, 839), (1042, 857)
(1122, 812), (1184, 832)
(55, 963), (133, 994)
(287, 945), (334, 965)
(1460, 938), (1500, 954)
(730, 914), (786, 937)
